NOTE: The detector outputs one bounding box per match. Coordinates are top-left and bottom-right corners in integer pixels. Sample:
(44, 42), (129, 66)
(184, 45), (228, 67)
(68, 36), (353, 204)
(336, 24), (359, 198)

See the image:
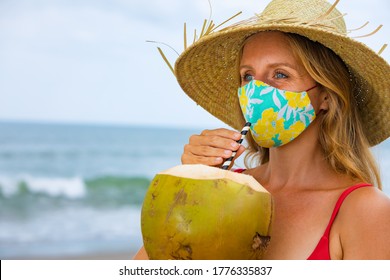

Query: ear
(318, 90), (329, 111)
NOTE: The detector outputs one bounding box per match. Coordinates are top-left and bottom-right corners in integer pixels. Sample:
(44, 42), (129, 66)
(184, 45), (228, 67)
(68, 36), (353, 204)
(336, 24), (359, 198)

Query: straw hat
(171, 0), (390, 146)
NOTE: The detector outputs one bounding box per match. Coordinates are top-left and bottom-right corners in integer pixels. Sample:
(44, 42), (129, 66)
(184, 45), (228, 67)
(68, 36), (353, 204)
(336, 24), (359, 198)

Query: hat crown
(259, 0), (347, 35)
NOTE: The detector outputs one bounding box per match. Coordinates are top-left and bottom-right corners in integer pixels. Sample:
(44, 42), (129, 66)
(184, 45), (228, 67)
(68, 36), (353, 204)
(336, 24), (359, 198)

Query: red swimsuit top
(307, 182), (372, 259)
(233, 169), (372, 260)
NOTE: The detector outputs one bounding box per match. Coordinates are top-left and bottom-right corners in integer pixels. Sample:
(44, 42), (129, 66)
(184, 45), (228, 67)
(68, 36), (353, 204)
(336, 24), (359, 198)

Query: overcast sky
(0, 0), (389, 130)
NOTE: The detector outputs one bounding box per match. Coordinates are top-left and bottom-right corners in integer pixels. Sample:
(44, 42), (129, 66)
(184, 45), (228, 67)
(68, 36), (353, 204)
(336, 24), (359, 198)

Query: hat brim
(175, 23), (390, 146)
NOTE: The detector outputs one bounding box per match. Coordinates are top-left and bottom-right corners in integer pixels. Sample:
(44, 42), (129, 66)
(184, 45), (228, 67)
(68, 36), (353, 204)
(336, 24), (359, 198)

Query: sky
(0, 0), (389, 129)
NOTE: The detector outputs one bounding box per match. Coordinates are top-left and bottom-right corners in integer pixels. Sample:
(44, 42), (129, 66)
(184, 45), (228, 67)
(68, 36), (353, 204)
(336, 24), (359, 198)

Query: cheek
(308, 92), (323, 112)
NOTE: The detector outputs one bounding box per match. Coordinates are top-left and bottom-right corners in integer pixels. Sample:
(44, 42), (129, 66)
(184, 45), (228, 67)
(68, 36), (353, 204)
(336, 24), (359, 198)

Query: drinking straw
(221, 122), (251, 170)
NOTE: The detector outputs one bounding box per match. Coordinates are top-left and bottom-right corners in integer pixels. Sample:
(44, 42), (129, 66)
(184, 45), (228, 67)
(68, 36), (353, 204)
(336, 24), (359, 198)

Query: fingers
(181, 128), (247, 168)
(181, 152), (224, 166)
(221, 145), (247, 170)
(200, 128), (242, 140)
(189, 135), (240, 152)
(234, 145), (246, 159)
(194, 128), (242, 149)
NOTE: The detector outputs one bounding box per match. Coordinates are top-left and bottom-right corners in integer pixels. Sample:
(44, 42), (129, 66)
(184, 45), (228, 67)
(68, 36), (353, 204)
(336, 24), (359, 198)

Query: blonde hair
(243, 32), (382, 189)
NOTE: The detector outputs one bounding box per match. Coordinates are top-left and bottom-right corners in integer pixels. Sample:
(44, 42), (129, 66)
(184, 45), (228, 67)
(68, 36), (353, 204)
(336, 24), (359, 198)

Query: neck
(257, 121), (333, 193)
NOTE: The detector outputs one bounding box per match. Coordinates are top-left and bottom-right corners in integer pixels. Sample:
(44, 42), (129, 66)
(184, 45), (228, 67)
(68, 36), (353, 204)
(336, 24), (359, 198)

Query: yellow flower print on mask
(239, 87), (248, 115)
(278, 121), (306, 144)
(285, 91), (310, 109)
(254, 80), (268, 87)
(252, 108), (284, 147)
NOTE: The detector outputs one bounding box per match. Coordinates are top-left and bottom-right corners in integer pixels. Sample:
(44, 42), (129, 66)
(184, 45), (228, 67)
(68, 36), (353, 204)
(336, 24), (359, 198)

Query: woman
(135, 0), (390, 259)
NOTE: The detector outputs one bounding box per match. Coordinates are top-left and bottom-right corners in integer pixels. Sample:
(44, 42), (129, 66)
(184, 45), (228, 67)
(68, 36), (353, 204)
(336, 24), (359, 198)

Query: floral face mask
(237, 80), (317, 148)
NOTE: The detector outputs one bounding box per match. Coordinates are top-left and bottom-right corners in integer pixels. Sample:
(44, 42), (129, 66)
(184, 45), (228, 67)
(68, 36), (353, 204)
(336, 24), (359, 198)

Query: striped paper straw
(221, 122), (251, 170)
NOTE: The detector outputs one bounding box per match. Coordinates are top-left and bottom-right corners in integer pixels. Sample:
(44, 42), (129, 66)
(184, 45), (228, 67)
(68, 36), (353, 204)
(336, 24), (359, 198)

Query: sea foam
(0, 175), (87, 199)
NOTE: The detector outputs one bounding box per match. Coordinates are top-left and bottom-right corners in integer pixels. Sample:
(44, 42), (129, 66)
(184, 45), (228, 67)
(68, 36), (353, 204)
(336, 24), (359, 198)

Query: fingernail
(215, 157), (223, 163)
(231, 142), (239, 149)
(224, 150), (231, 156)
(234, 133), (241, 139)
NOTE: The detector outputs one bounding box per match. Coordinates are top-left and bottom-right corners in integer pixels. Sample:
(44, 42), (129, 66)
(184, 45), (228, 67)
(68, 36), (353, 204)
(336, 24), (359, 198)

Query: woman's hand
(181, 128), (246, 168)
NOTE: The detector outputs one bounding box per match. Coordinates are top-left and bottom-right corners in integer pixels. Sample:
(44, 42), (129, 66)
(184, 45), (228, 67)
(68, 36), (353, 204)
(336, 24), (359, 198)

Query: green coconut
(141, 164), (273, 260)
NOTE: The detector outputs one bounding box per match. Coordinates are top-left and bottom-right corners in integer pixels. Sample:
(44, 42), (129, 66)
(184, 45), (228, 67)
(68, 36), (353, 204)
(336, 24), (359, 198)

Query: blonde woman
(135, 0), (390, 259)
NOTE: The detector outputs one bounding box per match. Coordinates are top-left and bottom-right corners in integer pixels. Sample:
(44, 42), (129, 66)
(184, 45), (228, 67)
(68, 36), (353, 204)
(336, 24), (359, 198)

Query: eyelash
(240, 70), (289, 82)
(241, 73), (254, 82)
(274, 71), (288, 79)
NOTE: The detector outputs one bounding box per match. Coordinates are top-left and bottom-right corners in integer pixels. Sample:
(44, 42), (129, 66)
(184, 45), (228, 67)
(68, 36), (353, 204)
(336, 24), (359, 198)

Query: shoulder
(337, 186), (390, 259)
(341, 186), (390, 219)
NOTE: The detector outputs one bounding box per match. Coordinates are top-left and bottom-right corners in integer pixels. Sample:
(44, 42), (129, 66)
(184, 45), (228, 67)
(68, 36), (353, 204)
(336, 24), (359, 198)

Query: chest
(263, 191), (341, 259)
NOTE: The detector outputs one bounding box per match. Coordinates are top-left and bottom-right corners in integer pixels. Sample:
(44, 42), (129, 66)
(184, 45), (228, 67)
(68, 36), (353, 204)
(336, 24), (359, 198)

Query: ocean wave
(0, 175), (86, 199)
(0, 174), (151, 204)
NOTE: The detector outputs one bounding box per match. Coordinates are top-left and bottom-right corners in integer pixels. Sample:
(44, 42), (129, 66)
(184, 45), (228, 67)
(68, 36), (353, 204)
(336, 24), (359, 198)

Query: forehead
(245, 31), (289, 45)
(240, 31), (297, 64)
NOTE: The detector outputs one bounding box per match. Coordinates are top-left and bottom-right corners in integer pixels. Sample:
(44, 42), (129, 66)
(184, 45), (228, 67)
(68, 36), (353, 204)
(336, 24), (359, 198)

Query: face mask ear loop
(306, 84), (318, 92)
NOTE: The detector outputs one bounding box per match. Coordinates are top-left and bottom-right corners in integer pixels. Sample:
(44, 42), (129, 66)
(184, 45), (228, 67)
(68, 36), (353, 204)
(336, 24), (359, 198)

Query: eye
(241, 73), (254, 82)
(274, 71), (288, 79)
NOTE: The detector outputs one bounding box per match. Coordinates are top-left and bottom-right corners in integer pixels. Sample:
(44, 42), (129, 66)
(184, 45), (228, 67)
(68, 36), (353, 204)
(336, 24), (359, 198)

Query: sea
(0, 121), (197, 259)
(0, 121), (389, 259)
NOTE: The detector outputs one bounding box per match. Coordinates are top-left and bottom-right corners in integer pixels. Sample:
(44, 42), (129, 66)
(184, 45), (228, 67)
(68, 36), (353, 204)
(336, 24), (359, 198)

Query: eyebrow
(239, 62), (298, 71)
